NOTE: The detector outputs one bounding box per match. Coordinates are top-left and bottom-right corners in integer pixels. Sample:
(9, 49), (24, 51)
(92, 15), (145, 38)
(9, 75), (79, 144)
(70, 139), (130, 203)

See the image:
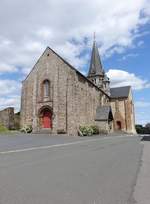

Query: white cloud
(55, 41), (87, 69)
(36, 27), (53, 40)
(135, 101), (150, 108)
(0, 79), (21, 111)
(107, 69), (150, 90)
(118, 53), (139, 61)
(0, 63), (18, 73)
(0, 80), (21, 96)
(143, 0), (150, 16)
(135, 107), (150, 125)
(0, 0), (149, 74)
(0, 96), (20, 112)
(135, 111), (150, 124)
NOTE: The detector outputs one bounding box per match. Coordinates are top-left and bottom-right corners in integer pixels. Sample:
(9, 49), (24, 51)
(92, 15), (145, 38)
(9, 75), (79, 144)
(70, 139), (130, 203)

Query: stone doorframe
(38, 105), (53, 129)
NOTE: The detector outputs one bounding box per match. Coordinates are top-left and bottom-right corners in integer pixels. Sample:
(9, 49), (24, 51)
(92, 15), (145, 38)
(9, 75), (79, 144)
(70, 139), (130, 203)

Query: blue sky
(0, 0), (150, 125)
(104, 24), (150, 125)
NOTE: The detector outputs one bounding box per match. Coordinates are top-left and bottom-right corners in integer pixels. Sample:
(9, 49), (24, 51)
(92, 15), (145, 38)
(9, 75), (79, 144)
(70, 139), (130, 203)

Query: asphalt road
(133, 136), (150, 204)
(0, 134), (142, 204)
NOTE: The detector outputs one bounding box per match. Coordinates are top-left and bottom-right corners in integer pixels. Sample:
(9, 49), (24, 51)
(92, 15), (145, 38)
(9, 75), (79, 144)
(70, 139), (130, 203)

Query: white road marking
(0, 135), (136, 155)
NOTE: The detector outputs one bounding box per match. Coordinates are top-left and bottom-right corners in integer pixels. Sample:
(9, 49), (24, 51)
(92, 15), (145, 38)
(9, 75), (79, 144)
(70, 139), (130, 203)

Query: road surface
(0, 134), (142, 204)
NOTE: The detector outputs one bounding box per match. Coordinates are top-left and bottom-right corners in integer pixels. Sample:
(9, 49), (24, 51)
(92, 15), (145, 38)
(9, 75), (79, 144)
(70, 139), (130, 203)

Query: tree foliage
(135, 123), (150, 134)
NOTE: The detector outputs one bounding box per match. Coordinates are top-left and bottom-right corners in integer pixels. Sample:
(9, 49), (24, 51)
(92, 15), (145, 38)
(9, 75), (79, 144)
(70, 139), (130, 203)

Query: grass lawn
(0, 124), (21, 135)
(0, 124), (10, 133)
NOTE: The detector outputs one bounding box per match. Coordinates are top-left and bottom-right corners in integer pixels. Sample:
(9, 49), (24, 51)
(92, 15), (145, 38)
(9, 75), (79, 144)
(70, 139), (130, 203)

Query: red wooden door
(43, 111), (52, 128)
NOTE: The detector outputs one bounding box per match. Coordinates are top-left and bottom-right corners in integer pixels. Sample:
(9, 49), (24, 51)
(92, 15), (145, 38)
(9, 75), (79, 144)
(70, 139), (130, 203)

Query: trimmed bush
(90, 125), (99, 134)
(79, 126), (86, 136)
(79, 126), (94, 136)
(20, 125), (32, 133)
(86, 126), (94, 136)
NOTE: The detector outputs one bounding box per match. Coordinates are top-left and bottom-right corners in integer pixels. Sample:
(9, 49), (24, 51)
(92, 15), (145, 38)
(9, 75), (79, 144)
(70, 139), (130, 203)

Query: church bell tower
(87, 39), (110, 95)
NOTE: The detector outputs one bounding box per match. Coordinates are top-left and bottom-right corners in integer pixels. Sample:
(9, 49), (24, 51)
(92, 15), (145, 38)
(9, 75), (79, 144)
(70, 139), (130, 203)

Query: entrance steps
(34, 128), (52, 134)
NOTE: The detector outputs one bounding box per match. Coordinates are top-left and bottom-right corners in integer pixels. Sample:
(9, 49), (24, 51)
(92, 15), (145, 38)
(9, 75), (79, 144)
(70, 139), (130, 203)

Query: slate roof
(95, 106), (113, 121)
(110, 86), (131, 99)
(88, 40), (104, 76)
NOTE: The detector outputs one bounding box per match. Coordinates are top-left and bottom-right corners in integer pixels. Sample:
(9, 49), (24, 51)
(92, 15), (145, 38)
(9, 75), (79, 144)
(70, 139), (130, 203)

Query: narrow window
(43, 80), (50, 97)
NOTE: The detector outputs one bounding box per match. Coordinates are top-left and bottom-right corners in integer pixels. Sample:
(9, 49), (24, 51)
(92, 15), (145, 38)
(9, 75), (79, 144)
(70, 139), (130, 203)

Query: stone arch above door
(114, 111), (125, 131)
(38, 106), (53, 129)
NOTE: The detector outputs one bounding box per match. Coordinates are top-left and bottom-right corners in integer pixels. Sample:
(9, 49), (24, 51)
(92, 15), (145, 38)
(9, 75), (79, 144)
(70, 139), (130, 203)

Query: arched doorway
(39, 107), (52, 129)
(116, 121), (122, 130)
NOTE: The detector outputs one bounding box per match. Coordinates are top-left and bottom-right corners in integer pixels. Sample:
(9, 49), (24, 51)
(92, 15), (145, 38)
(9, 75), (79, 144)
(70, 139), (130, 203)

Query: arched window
(43, 80), (50, 97)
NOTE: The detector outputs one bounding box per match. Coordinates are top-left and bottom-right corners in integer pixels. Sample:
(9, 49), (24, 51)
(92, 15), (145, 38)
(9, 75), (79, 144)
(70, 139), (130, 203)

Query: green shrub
(0, 123), (9, 133)
(20, 125), (32, 133)
(79, 126), (94, 136)
(79, 126), (86, 136)
(90, 125), (99, 134)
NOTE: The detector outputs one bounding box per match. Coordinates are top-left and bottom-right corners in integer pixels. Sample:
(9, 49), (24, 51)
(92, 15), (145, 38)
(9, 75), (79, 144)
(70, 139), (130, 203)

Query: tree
(135, 123), (150, 134)
(145, 123), (150, 129)
(145, 123), (150, 134)
(135, 125), (144, 134)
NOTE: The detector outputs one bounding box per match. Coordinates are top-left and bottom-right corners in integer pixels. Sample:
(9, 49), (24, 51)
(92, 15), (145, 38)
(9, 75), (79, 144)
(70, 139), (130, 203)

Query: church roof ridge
(23, 46), (109, 98)
(46, 46), (109, 97)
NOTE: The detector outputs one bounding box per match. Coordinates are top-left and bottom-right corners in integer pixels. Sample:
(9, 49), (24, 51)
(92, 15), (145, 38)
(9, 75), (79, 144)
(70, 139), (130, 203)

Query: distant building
(20, 40), (136, 135)
(110, 86), (136, 133)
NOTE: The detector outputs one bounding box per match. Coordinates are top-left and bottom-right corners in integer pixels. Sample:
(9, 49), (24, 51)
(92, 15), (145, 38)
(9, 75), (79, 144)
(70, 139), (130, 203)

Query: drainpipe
(66, 77), (69, 133)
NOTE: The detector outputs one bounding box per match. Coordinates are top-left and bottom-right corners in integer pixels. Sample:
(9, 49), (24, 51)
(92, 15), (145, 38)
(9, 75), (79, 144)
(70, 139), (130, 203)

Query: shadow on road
(141, 135), (150, 141)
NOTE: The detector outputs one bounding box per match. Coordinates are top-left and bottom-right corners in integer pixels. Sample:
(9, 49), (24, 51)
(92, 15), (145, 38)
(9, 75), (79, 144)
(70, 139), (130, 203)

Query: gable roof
(95, 106), (113, 121)
(110, 86), (131, 99)
(88, 40), (104, 77)
(23, 46), (109, 98)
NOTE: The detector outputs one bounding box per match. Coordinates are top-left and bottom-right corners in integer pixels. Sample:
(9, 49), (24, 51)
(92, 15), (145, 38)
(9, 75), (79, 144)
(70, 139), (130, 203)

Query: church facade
(20, 40), (136, 135)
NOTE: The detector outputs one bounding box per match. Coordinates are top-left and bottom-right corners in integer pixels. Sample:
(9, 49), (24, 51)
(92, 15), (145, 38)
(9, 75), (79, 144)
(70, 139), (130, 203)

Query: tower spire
(94, 32), (96, 42)
(88, 38), (104, 77)
(87, 36), (110, 95)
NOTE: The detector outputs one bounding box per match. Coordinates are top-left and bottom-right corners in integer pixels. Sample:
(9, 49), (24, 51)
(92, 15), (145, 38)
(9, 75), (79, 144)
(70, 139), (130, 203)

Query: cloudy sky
(0, 0), (150, 124)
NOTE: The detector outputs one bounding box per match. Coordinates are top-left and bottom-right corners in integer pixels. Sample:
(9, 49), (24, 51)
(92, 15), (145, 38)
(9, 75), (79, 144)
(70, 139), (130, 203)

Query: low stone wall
(0, 107), (15, 130)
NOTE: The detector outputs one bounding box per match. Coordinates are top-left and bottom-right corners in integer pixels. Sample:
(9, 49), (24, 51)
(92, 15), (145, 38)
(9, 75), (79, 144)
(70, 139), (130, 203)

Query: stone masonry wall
(21, 47), (109, 135)
(110, 89), (136, 134)
(0, 107), (15, 129)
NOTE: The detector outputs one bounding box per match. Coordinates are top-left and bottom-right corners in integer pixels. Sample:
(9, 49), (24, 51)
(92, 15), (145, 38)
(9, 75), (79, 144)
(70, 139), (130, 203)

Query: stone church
(20, 40), (136, 135)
